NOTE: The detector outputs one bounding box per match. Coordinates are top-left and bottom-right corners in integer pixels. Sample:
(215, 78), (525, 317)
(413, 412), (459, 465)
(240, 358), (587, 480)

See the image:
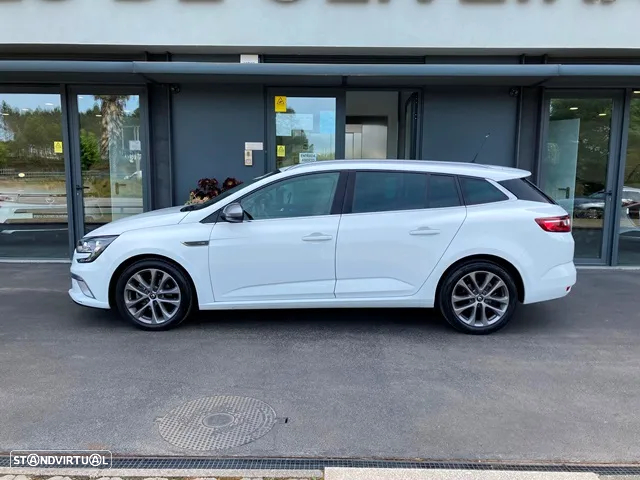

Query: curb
(0, 469), (322, 479)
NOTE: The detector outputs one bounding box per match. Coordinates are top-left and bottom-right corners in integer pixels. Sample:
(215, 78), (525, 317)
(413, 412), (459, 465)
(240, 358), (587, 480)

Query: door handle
(558, 186), (571, 199)
(302, 233), (333, 242)
(410, 227), (440, 236)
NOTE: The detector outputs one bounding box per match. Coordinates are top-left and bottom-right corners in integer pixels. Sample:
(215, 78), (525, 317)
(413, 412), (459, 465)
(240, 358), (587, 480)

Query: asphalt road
(0, 264), (639, 462)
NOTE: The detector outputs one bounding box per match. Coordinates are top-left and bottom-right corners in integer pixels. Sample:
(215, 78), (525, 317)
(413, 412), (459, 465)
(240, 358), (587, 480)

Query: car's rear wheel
(438, 260), (518, 334)
(114, 259), (194, 330)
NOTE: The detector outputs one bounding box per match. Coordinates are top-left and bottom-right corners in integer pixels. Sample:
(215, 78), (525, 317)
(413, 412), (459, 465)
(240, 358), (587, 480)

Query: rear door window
(351, 171), (428, 214)
(428, 174), (461, 208)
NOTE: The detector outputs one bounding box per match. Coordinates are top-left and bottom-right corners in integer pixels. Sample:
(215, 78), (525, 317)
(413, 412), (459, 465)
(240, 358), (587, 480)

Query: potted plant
(186, 177), (242, 205)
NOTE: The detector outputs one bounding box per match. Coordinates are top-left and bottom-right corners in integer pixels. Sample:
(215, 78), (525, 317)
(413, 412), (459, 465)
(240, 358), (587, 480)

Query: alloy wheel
(451, 271), (510, 327)
(124, 268), (182, 325)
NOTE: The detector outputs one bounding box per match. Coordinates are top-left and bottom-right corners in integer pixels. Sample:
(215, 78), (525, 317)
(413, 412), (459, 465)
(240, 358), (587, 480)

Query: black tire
(586, 208), (603, 220)
(114, 259), (194, 331)
(438, 260), (518, 335)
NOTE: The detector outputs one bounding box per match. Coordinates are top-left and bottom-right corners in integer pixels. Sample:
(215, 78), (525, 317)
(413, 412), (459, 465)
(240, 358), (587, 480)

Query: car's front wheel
(114, 259), (194, 330)
(438, 260), (518, 334)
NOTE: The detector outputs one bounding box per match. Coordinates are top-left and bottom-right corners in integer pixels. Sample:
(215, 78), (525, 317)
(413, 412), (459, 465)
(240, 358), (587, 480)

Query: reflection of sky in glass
(0, 94), (61, 112)
(285, 97), (336, 154)
(0, 94), (140, 114)
(77, 95), (139, 114)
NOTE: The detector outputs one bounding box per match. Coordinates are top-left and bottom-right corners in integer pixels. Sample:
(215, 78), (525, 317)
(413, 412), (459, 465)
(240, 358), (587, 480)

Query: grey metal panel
(516, 87), (543, 174)
(170, 85), (265, 206)
(421, 87), (517, 167)
(3, 60), (640, 80)
(148, 84), (173, 209)
(559, 64), (640, 76)
(0, 60), (561, 77)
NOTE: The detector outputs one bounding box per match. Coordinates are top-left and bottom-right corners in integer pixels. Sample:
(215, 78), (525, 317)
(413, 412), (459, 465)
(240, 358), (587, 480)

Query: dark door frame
(537, 88), (626, 266)
(66, 85), (151, 252)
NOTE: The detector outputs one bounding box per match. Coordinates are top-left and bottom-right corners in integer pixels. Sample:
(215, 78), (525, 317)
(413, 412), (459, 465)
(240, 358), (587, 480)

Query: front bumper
(68, 255), (112, 309)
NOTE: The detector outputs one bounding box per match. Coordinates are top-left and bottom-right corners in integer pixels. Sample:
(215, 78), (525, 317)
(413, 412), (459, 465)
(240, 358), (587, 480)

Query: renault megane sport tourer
(69, 160), (576, 334)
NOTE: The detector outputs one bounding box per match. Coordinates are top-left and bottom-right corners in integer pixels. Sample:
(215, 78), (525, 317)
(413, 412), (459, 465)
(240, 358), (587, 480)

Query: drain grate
(157, 396), (277, 451)
(0, 456), (638, 475)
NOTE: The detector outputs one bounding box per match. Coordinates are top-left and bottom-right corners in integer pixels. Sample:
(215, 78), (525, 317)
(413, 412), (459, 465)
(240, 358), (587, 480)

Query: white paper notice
(129, 140), (141, 151)
(276, 114), (291, 136)
(299, 152), (317, 163)
(245, 142), (263, 150)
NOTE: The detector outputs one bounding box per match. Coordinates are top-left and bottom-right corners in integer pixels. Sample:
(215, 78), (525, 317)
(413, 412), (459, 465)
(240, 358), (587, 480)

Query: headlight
(75, 235), (118, 263)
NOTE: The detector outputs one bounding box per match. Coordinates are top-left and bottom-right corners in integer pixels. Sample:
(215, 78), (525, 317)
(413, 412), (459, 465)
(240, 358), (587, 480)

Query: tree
(0, 101), (63, 170)
(94, 95), (130, 160)
(79, 129), (101, 171)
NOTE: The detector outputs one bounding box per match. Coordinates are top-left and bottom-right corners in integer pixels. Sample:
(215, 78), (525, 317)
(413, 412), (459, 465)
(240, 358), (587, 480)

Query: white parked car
(69, 160), (576, 334)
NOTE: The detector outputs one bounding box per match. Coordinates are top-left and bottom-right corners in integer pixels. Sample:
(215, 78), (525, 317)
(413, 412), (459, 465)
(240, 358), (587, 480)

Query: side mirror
(221, 202), (244, 223)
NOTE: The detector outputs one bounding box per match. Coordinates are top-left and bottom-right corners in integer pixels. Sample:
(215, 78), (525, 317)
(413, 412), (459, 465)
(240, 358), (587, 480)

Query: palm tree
(94, 95), (130, 160)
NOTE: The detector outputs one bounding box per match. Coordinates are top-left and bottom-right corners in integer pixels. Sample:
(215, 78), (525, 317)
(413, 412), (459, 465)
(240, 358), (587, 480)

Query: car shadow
(67, 296), (570, 337)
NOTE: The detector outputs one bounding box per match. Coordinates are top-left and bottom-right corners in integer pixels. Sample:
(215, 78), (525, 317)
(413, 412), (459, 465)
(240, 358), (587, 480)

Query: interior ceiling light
(569, 107), (579, 110)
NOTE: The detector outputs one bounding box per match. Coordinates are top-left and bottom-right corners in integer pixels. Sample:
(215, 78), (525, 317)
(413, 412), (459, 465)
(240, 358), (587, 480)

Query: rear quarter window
(459, 177), (509, 206)
(498, 178), (555, 204)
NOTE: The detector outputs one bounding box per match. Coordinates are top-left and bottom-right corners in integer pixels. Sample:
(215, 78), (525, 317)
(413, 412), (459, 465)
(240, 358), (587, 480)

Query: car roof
(283, 159), (530, 181)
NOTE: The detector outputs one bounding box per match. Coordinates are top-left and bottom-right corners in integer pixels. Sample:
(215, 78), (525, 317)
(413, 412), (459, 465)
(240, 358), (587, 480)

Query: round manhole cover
(158, 396), (277, 450)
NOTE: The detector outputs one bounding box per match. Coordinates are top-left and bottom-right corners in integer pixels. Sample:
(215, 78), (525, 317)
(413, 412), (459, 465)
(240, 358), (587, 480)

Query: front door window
(241, 172), (340, 220)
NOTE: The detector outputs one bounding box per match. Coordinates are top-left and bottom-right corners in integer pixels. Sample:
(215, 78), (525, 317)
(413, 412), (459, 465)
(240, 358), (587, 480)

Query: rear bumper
(523, 261), (577, 304)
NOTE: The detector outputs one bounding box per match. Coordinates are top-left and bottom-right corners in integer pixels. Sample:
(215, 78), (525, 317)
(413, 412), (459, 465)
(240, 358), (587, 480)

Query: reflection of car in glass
(0, 193), (106, 229)
(562, 187), (640, 219)
(0, 193), (69, 227)
(70, 160), (576, 335)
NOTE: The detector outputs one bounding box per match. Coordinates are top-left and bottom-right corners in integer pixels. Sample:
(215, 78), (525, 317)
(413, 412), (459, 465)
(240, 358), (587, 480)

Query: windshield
(180, 170), (281, 211)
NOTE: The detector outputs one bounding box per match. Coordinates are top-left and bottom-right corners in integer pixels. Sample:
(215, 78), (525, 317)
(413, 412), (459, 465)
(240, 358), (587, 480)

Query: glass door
(71, 91), (147, 236)
(539, 94), (623, 263)
(269, 91), (344, 169)
(0, 91), (69, 258)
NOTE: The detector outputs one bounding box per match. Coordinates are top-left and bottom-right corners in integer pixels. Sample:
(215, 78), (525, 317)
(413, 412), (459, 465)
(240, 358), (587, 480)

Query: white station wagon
(70, 160), (576, 334)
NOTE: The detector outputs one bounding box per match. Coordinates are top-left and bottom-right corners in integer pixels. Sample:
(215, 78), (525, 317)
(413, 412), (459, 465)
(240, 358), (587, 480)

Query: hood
(84, 206), (189, 237)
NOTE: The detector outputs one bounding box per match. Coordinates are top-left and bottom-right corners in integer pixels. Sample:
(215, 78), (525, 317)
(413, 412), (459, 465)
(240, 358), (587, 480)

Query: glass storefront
(617, 91), (640, 265)
(0, 93), (69, 258)
(0, 90), (147, 259)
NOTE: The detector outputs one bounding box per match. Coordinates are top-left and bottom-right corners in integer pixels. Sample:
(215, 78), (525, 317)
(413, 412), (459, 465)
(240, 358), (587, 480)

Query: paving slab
(324, 469), (599, 480)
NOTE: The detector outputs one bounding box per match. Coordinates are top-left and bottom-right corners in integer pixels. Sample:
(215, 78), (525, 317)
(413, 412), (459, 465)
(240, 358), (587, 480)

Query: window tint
(459, 177), (508, 205)
(241, 172), (339, 220)
(352, 171), (427, 214)
(428, 174), (461, 208)
(499, 178), (555, 204)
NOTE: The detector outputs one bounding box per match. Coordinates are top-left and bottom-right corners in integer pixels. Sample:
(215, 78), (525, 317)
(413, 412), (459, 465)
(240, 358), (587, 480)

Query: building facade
(1, 0), (640, 265)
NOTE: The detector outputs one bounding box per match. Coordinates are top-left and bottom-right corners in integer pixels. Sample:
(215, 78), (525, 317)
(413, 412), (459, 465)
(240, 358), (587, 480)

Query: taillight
(535, 215), (572, 233)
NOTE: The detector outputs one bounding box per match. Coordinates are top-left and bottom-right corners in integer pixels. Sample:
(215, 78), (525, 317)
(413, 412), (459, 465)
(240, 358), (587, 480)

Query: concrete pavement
(0, 264), (639, 462)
